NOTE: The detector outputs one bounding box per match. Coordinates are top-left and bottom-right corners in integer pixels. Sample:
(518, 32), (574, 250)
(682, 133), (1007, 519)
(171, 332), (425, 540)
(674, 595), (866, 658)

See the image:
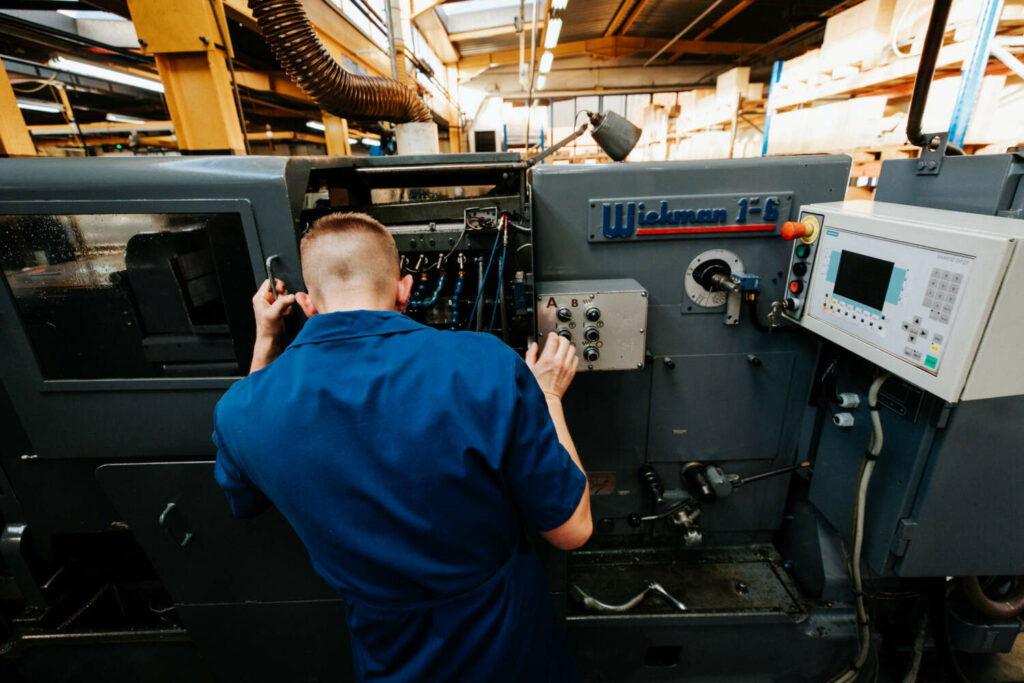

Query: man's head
(295, 212), (413, 317)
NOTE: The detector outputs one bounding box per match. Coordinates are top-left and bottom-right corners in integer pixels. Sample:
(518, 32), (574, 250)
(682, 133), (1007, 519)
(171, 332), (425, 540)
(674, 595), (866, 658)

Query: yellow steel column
(323, 113), (351, 156)
(0, 62), (36, 156)
(127, 0), (246, 154)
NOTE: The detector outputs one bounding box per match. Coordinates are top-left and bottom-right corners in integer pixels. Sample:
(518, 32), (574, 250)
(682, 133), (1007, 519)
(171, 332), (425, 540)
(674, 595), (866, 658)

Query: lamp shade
(588, 110), (642, 162)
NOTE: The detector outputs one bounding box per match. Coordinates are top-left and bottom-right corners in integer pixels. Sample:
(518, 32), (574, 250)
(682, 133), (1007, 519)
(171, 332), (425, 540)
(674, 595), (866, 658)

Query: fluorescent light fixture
(539, 50), (554, 74)
(17, 99), (63, 114)
(551, 0), (568, 9)
(348, 137), (358, 145)
(536, 75), (547, 91)
(544, 18), (562, 49)
(49, 57), (164, 93)
(106, 113), (146, 125)
(361, 137), (380, 147)
(306, 120), (326, 131)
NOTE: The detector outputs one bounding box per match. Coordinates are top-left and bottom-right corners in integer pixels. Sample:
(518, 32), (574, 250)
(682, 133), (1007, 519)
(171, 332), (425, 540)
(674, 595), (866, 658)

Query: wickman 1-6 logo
(601, 196), (780, 238)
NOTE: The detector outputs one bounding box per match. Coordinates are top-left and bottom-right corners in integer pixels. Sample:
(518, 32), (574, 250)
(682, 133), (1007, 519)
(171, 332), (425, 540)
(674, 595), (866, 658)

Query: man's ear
(295, 291), (319, 318)
(396, 273), (414, 311)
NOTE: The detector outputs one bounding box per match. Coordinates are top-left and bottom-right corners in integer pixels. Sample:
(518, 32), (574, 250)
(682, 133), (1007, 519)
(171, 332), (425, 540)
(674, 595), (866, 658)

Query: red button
(781, 221), (808, 241)
(789, 280), (804, 294)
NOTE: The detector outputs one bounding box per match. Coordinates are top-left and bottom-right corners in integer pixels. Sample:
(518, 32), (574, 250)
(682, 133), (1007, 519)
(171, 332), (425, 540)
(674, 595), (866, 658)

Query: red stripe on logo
(635, 223), (776, 235)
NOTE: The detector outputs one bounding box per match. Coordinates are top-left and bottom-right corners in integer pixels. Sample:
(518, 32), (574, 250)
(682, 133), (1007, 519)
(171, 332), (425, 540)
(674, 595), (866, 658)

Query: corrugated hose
(248, 0), (432, 123)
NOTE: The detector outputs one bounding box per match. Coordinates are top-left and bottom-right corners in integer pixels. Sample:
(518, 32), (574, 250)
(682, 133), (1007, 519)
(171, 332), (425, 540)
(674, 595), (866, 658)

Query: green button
(795, 244), (810, 258)
(925, 355), (938, 369)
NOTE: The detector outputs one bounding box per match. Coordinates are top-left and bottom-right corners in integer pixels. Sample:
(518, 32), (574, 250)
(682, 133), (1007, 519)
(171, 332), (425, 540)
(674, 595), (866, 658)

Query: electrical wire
(207, 0), (251, 155)
(467, 228), (502, 330)
(488, 215), (509, 333)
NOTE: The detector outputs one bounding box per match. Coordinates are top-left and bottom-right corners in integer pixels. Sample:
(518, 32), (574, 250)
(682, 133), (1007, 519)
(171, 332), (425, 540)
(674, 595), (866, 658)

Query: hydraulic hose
(961, 576), (1024, 619)
(248, 0), (432, 123)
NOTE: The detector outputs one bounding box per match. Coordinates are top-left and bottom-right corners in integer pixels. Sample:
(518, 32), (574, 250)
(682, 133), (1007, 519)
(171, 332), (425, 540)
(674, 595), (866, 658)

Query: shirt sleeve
(212, 415), (271, 519)
(501, 356), (588, 533)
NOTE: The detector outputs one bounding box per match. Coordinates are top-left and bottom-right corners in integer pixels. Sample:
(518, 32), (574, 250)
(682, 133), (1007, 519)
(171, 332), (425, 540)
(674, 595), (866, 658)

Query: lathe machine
(0, 149), (1022, 681)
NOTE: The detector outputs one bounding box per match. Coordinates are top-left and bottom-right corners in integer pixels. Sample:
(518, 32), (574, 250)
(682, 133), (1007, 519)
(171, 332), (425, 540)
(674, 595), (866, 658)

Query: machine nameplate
(587, 192), (792, 242)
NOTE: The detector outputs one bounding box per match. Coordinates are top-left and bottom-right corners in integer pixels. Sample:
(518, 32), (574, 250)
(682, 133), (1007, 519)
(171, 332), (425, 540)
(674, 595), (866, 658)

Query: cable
(467, 228), (502, 330)
(829, 372), (890, 683)
(488, 216), (508, 333)
(901, 612), (928, 683)
(208, 0), (251, 155)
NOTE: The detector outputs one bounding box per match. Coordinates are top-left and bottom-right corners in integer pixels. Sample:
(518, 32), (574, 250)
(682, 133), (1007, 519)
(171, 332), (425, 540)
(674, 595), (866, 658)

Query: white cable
(832, 372), (890, 683)
(902, 613), (929, 683)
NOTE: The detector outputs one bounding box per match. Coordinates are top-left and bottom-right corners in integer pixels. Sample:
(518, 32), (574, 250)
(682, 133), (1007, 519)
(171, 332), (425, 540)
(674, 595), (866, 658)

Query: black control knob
(556, 307), (572, 322)
(583, 326), (600, 342)
(557, 328), (572, 341)
(792, 261), (808, 277)
(583, 346), (600, 363)
(585, 307), (601, 322)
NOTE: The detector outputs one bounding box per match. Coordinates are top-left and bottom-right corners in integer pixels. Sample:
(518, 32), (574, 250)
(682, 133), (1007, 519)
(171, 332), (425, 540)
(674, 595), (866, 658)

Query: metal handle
(159, 502), (193, 548)
(265, 254), (280, 301)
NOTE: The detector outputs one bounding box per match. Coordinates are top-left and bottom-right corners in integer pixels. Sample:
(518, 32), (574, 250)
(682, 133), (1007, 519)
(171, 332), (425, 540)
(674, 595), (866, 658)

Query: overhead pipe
(248, 0), (432, 123)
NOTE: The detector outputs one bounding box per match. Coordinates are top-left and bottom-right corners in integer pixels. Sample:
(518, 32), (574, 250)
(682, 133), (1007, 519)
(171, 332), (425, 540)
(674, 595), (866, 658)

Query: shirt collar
(290, 310), (426, 347)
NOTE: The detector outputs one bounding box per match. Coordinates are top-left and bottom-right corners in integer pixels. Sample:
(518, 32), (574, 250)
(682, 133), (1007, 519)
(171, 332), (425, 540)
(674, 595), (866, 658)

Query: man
(212, 212), (590, 681)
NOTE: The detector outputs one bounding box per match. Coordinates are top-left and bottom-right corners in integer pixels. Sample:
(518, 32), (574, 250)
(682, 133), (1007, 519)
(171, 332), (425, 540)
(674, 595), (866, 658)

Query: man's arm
(525, 333), (592, 550)
(250, 278), (296, 373)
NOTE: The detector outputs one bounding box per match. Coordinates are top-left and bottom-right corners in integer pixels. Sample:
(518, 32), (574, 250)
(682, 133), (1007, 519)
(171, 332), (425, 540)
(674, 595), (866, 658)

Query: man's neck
(318, 295), (396, 314)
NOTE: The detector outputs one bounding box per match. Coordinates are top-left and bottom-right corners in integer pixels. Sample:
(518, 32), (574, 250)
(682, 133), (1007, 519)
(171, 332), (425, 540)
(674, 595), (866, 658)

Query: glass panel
(0, 213), (256, 379)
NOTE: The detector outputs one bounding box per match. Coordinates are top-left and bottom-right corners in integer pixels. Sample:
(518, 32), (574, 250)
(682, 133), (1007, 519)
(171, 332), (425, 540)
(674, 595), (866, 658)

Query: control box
(536, 279), (647, 372)
(783, 201), (1024, 403)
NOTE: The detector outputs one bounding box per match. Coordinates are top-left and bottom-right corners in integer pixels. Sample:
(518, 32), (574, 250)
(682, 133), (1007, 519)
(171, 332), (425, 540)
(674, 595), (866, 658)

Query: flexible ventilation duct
(248, 0), (432, 123)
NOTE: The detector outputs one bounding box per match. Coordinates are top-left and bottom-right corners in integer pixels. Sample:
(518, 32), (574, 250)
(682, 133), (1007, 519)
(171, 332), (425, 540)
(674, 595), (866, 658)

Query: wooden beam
(695, 0), (755, 40)
(411, 0), (446, 20)
(619, 0), (652, 36)
(0, 60), (36, 156)
(234, 70), (309, 102)
(668, 0), (755, 63)
(738, 20), (821, 64)
(458, 36), (760, 69)
(29, 120), (174, 135)
(603, 0), (635, 37)
(448, 22), (535, 43)
(414, 7), (459, 63)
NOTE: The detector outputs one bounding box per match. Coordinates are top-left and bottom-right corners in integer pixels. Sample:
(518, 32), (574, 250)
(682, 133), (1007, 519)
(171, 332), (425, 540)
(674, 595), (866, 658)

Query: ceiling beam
(603, 0), (635, 37)
(668, 0), (755, 63)
(233, 69), (309, 102)
(414, 7), (459, 63)
(737, 20), (821, 63)
(448, 22), (535, 43)
(618, 0), (652, 36)
(459, 36), (758, 70)
(411, 0), (447, 20)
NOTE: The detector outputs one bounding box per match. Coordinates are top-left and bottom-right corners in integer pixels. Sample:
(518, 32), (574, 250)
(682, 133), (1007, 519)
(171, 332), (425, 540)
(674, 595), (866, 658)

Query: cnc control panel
(536, 279), (647, 371)
(784, 201), (1024, 402)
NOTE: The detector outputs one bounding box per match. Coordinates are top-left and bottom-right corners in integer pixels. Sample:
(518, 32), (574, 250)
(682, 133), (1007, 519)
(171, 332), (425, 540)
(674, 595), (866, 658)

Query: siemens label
(587, 192), (792, 242)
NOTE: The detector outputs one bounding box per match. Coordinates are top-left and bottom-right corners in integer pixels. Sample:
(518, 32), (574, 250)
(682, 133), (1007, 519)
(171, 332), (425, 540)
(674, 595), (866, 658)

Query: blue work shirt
(213, 310), (587, 681)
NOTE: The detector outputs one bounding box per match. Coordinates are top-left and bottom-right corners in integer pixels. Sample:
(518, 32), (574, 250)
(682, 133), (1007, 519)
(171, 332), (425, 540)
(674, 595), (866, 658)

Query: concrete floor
(879, 636), (1024, 682)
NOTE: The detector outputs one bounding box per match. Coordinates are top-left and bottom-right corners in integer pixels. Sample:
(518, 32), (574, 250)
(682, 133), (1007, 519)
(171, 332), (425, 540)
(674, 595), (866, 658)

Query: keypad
(924, 267), (960, 322)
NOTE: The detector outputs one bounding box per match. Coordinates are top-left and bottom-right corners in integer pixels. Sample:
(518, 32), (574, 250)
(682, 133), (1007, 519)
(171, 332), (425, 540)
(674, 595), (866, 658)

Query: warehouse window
(0, 213), (256, 380)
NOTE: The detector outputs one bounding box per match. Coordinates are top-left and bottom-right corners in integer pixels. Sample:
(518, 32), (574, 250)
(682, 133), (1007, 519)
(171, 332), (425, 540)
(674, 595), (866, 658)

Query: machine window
(0, 213), (256, 379)
(833, 250), (894, 311)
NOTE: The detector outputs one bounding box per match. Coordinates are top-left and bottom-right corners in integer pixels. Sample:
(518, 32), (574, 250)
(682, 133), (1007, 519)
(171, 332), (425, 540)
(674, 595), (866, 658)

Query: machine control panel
(783, 201), (1023, 403)
(536, 279), (647, 371)
(809, 230), (972, 375)
(781, 212), (823, 318)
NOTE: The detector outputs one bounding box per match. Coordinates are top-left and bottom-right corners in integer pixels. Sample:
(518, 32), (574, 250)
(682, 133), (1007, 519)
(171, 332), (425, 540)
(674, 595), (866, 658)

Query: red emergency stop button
(781, 221), (807, 240)
(789, 280), (804, 294)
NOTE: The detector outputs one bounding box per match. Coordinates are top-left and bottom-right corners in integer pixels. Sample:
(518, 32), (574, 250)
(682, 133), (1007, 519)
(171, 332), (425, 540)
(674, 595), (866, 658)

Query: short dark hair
(300, 212), (399, 297)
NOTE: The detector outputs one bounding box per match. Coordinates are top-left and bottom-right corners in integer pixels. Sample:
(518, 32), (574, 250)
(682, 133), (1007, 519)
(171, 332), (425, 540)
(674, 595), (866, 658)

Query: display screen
(833, 250), (894, 311)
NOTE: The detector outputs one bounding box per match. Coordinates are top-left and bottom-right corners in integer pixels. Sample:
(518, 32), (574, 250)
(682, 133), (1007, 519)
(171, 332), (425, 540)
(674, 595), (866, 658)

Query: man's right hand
(250, 278), (296, 374)
(525, 333), (579, 400)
